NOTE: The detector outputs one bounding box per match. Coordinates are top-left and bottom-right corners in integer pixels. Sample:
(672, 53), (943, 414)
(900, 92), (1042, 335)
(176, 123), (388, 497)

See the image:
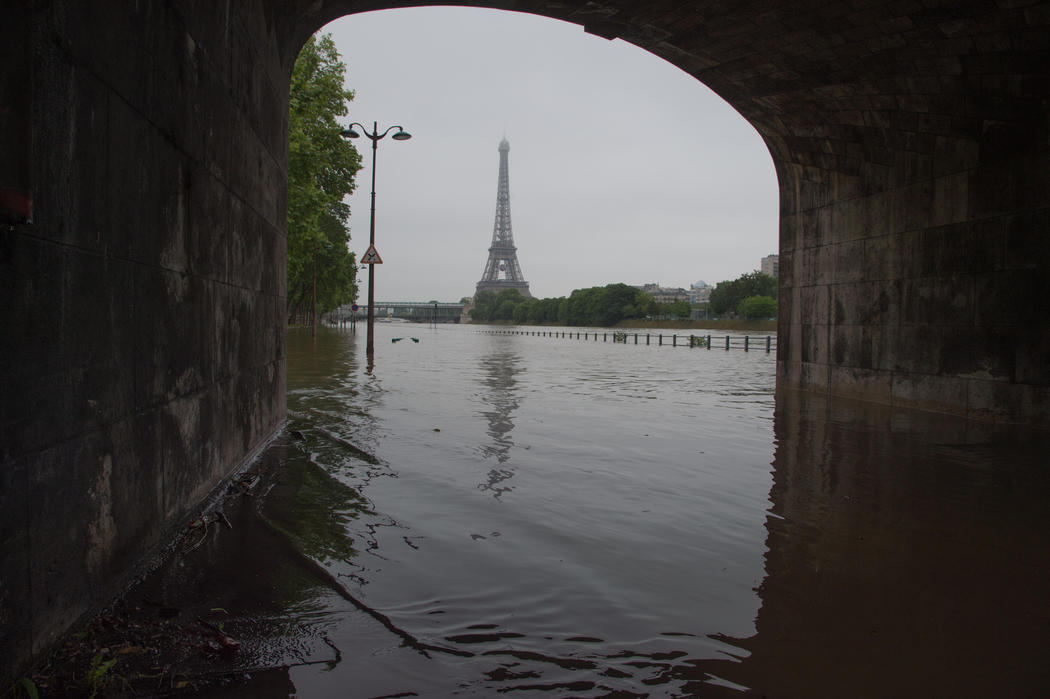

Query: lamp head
(341, 128), (360, 139)
(392, 130), (412, 141)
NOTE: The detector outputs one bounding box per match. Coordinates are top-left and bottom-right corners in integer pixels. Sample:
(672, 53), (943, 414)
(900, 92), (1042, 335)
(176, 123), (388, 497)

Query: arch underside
(291, 0), (1049, 424)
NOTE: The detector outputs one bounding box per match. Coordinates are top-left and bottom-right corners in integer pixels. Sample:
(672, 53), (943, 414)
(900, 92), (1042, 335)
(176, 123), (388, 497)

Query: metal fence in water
(477, 329), (777, 352)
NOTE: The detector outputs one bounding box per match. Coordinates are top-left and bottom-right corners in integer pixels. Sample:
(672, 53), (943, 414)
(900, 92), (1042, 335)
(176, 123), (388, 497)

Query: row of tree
(469, 284), (691, 326)
(469, 272), (779, 327)
(286, 34), (362, 322)
(708, 271), (778, 319)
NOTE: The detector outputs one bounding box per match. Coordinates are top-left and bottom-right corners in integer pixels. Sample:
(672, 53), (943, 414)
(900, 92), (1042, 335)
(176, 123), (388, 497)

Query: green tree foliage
(532, 297), (563, 323)
(469, 284), (655, 326)
(468, 290), (499, 322)
(560, 283), (649, 326)
(287, 33), (363, 321)
(666, 299), (692, 320)
(737, 295), (778, 319)
(708, 271), (778, 316)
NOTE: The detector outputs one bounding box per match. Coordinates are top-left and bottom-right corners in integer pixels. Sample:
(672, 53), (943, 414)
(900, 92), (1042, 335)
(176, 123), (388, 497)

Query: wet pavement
(29, 429), (382, 697)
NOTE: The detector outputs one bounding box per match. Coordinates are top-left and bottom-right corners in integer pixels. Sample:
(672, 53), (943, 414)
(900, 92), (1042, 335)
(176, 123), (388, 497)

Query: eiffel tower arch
(476, 138), (531, 298)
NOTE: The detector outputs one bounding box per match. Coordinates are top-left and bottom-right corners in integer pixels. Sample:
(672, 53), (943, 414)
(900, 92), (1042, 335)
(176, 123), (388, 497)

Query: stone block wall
(1, 1), (288, 680)
(776, 121), (1049, 426)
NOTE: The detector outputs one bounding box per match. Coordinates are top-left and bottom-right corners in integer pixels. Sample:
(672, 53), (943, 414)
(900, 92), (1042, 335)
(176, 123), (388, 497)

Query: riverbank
(22, 430), (356, 697)
(466, 318), (777, 332)
(614, 318), (776, 332)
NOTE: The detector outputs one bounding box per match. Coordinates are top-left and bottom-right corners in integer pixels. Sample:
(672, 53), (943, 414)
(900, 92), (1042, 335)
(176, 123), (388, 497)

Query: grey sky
(324, 7), (779, 302)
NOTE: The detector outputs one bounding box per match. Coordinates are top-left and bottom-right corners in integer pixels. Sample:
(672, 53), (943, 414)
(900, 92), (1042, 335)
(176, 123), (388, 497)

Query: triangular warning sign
(361, 245), (383, 264)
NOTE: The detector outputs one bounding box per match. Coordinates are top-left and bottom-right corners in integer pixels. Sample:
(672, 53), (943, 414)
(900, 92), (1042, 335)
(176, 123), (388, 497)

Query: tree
(599, 283), (641, 325)
(667, 300), (691, 319)
(558, 284), (650, 326)
(737, 295), (778, 319)
(513, 298), (538, 323)
(465, 284), (654, 326)
(709, 271), (778, 316)
(286, 33), (363, 322)
(469, 291), (497, 322)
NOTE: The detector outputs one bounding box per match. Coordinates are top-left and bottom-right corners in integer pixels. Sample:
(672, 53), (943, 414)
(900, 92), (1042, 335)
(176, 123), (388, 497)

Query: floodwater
(204, 323), (1049, 697)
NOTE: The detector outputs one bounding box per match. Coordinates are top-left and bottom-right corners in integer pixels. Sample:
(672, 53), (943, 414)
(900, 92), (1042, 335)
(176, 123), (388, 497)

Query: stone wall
(1, 1), (288, 680)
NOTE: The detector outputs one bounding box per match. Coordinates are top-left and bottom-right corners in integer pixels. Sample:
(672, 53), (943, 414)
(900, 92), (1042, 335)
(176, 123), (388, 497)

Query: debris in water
(198, 619), (240, 657)
(234, 472), (260, 493)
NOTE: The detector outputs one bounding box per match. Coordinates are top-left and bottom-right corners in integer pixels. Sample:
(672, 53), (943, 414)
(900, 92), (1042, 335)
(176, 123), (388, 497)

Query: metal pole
(312, 240), (317, 338)
(366, 122), (378, 356)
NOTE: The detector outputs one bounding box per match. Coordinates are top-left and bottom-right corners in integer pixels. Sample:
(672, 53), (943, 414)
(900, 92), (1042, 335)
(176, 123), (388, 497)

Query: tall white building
(761, 254), (779, 278)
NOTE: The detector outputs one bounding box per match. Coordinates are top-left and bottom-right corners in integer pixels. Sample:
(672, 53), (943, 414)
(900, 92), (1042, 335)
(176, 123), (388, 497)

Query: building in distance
(760, 254), (779, 278)
(635, 283), (690, 304)
(690, 280), (712, 304)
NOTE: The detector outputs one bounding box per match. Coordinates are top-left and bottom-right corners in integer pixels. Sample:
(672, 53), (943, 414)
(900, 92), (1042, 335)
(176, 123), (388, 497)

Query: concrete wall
(2, 0), (1048, 683)
(1, 1), (288, 680)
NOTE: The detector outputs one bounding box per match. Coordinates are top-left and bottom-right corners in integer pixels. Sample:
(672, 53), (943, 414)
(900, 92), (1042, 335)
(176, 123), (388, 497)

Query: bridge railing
(331, 302), (467, 321)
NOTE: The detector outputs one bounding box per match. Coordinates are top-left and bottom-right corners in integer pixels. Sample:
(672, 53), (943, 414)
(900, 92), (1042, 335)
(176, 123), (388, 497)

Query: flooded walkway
(31, 326), (1050, 697)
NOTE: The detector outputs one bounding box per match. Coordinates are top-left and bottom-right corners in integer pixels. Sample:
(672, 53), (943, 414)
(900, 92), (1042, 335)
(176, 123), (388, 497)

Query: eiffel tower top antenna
(475, 137), (531, 298)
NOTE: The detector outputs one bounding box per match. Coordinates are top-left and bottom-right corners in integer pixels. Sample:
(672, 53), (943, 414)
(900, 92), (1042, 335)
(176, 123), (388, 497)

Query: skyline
(324, 7), (780, 301)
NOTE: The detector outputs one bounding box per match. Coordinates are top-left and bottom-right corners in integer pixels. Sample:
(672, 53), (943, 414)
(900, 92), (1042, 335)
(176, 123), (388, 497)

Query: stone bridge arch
(296, 1), (1048, 423)
(2, 0), (1047, 682)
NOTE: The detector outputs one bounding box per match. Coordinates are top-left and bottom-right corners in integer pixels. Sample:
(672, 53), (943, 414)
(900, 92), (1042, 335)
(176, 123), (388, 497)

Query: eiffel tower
(476, 138), (531, 298)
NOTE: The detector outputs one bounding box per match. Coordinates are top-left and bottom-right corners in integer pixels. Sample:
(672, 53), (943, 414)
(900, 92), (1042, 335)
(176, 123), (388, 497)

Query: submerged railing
(477, 329), (777, 352)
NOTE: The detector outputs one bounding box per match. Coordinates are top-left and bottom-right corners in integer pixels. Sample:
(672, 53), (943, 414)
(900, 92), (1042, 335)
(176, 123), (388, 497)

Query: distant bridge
(333, 302), (466, 323)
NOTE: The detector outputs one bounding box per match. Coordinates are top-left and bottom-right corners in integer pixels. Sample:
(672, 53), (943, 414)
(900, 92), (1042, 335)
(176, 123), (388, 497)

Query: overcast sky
(323, 7), (779, 302)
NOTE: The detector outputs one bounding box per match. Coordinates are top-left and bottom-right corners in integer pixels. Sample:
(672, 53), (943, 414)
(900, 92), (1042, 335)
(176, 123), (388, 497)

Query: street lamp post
(341, 121), (412, 356)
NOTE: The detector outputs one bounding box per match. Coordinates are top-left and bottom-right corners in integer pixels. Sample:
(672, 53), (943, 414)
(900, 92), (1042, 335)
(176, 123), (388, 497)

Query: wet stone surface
(28, 431), (353, 697)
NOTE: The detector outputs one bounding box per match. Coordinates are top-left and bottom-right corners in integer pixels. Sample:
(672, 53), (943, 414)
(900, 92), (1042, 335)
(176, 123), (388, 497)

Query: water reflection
(699, 389), (1050, 697)
(125, 436), (376, 687)
(475, 335), (524, 498)
(286, 327), (384, 455)
(193, 327), (1049, 696)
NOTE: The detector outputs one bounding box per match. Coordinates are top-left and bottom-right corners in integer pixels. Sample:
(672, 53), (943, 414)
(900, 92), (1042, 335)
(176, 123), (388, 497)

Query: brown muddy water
(45, 323), (1049, 697)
